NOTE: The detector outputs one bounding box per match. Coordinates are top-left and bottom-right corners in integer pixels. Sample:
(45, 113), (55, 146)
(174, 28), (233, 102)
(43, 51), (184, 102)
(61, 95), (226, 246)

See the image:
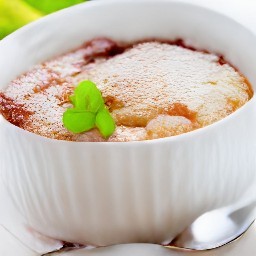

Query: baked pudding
(0, 38), (252, 142)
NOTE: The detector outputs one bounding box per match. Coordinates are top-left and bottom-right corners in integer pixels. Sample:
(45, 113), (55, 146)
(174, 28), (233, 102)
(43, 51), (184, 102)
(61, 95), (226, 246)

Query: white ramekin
(1, 0), (256, 248)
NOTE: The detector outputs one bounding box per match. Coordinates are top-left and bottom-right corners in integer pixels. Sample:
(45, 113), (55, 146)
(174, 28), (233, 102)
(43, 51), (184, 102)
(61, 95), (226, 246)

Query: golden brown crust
(0, 93), (32, 127)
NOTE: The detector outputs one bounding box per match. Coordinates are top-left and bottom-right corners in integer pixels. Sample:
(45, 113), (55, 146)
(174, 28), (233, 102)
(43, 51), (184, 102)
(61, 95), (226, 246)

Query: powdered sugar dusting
(81, 43), (250, 129)
(0, 40), (252, 141)
(1, 49), (88, 140)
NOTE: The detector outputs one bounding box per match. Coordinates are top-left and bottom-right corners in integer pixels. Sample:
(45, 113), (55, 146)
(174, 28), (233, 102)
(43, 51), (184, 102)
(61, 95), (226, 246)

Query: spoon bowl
(169, 201), (256, 250)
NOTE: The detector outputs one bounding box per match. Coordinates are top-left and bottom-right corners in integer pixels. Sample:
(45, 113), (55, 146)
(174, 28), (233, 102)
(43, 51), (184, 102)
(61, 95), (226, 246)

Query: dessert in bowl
(0, 0), (256, 248)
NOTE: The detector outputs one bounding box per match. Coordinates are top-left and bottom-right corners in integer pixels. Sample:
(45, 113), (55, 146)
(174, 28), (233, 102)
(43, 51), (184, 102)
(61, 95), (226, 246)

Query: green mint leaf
(73, 80), (104, 112)
(63, 80), (116, 138)
(63, 109), (95, 134)
(96, 107), (116, 138)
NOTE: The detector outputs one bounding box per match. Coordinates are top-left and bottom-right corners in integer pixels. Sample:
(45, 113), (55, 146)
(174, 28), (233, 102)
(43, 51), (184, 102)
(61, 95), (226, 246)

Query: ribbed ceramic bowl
(1, 0), (256, 247)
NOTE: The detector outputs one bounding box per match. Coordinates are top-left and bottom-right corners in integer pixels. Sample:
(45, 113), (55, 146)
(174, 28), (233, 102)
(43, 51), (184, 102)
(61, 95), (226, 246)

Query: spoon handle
(227, 186), (256, 214)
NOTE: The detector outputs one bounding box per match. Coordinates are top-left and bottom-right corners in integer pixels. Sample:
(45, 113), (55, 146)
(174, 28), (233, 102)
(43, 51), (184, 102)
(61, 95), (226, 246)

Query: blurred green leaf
(0, 0), (88, 39)
(23, 0), (87, 14)
(0, 0), (42, 39)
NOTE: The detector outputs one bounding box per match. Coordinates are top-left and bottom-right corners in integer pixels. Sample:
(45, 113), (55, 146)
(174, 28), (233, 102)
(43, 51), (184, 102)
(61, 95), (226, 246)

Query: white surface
(1, 0), (256, 255)
(0, 226), (36, 256)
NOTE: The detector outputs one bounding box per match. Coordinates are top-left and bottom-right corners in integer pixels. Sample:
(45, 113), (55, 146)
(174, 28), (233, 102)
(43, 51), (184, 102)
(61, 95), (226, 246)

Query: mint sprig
(63, 80), (115, 138)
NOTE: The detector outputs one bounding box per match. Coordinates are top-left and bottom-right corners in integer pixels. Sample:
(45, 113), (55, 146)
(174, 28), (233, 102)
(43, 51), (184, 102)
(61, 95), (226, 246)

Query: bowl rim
(0, 0), (255, 146)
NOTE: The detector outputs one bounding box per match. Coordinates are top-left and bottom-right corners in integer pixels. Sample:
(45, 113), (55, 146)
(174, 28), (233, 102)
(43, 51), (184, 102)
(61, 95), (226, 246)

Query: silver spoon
(45, 196), (256, 254)
(168, 199), (256, 250)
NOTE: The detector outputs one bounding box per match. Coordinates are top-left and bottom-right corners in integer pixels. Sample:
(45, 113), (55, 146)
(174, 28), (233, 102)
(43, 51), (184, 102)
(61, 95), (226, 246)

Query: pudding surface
(0, 38), (252, 141)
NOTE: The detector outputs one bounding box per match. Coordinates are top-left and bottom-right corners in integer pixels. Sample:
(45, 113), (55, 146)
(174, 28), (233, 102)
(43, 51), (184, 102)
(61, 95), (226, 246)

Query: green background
(0, 0), (87, 39)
